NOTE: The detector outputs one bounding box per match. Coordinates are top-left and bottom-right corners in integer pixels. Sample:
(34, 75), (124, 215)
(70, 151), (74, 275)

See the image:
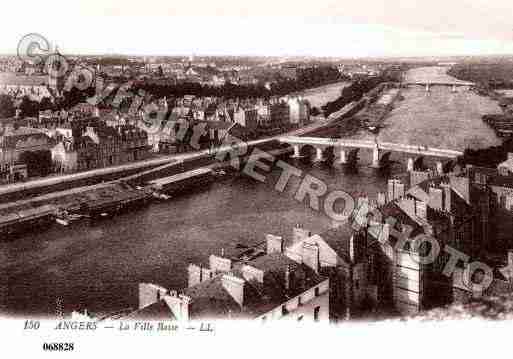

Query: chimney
(377, 192), (386, 207)
(302, 242), (319, 272)
(178, 294), (191, 321)
(285, 264), (292, 291)
(349, 232), (365, 263)
(416, 200), (427, 219)
(164, 291), (192, 321)
(138, 283), (168, 309)
(241, 265), (264, 283)
(349, 234), (356, 262)
(293, 224), (311, 244)
(440, 182), (451, 213)
(450, 176), (470, 204)
(187, 264), (202, 287)
(508, 250), (513, 268)
(428, 186), (443, 210)
(266, 234), (283, 254)
(201, 267), (212, 282)
(221, 274), (245, 307)
(209, 254), (231, 274)
(378, 223), (390, 244)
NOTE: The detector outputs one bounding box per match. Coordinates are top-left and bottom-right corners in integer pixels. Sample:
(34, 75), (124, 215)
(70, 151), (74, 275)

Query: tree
(19, 96), (40, 117)
(310, 107), (321, 117)
(0, 94), (16, 119)
(19, 150), (53, 177)
(39, 97), (54, 111)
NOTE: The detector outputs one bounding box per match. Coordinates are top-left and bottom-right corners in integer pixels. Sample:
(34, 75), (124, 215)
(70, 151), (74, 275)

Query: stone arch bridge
(278, 136), (463, 173)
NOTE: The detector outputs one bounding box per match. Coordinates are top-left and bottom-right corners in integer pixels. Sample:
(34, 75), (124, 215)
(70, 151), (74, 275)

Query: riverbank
(345, 67), (502, 151)
(0, 142), (292, 240)
(0, 148), (391, 317)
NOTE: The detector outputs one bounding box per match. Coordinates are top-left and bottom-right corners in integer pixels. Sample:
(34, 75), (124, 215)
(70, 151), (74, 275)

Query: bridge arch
(413, 156), (425, 171)
(443, 160), (456, 174)
(322, 146), (336, 163)
(378, 151), (392, 167)
(299, 144), (316, 159)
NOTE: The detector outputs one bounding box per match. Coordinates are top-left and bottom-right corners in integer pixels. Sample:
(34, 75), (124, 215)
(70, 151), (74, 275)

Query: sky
(2, 0), (513, 58)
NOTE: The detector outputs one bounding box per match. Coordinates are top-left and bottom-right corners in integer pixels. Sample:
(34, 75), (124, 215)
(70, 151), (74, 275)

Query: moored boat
(148, 168), (215, 196)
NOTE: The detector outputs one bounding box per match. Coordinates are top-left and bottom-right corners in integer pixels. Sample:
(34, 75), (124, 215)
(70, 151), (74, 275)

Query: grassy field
(348, 67), (502, 151)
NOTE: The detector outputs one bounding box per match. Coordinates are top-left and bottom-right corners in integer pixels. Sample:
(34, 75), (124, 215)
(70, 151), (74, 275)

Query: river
(0, 155), (395, 317)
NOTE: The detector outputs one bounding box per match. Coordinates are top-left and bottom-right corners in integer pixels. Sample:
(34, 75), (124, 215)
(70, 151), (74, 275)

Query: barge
(77, 185), (153, 219)
(0, 204), (57, 239)
(148, 167), (214, 196)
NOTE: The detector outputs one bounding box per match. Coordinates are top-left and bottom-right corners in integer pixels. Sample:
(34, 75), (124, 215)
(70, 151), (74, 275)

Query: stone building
(0, 126), (52, 181)
(233, 106), (258, 131)
(283, 223), (374, 321)
(131, 235), (330, 322)
(358, 172), (491, 315)
(287, 96), (310, 127)
(466, 165), (513, 252)
(72, 123), (149, 171)
(498, 153), (513, 176)
(269, 100), (291, 130)
(51, 140), (78, 173)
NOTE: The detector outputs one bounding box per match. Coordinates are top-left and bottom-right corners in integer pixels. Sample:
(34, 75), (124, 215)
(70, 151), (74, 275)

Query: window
(500, 195), (506, 209)
(314, 287), (320, 297)
(298, 296), (302, 306)
(314, 306), (321, 322)
(355, 280), (359, 290)
(281, 305), (289, 316)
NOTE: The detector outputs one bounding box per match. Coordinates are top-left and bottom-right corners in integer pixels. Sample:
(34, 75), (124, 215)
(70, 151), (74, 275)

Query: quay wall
(0, 160), (169, 204)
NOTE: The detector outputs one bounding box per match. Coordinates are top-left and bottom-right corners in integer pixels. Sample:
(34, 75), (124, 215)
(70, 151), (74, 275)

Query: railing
(279, 136), (463, 158)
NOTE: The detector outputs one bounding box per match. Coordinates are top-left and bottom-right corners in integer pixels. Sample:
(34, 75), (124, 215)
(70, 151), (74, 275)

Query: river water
(2, 67), (498, 318)
(0, 154), (397, 317)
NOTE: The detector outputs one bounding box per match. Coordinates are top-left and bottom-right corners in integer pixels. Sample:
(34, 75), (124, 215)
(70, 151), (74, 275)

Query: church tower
(48, 45), (65, 97)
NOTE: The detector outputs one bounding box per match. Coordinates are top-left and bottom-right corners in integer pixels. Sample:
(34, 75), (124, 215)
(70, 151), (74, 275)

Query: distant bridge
(279, 136), (463, 172)
(403, 81), (475, 93)
(404, 81), (475, 87)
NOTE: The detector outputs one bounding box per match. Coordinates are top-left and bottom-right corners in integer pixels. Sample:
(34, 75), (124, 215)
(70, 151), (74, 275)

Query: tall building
(269, 100), (290, 130)
(47, 45), (65, 97)
(233, 106), (258, 130)
(366, 172), (489, 314)
(287, 96), (310, 126)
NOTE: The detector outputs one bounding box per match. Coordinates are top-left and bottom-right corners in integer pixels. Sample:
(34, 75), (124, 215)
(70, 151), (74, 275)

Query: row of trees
(0, 94), (16, 119)
(136, 81), (272, 100)
(19, 150), (53, 178)
(0, 65), (345, 121)
(459, 138), (513, 168)
(0, 94), (54, 119)
(135, 65), (345, 100)
(321, 76), (385, 117)
(448, 63), (513, 89)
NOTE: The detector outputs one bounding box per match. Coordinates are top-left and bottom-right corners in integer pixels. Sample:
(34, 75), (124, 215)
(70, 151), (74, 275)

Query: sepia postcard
(1, 0), (513, 356)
